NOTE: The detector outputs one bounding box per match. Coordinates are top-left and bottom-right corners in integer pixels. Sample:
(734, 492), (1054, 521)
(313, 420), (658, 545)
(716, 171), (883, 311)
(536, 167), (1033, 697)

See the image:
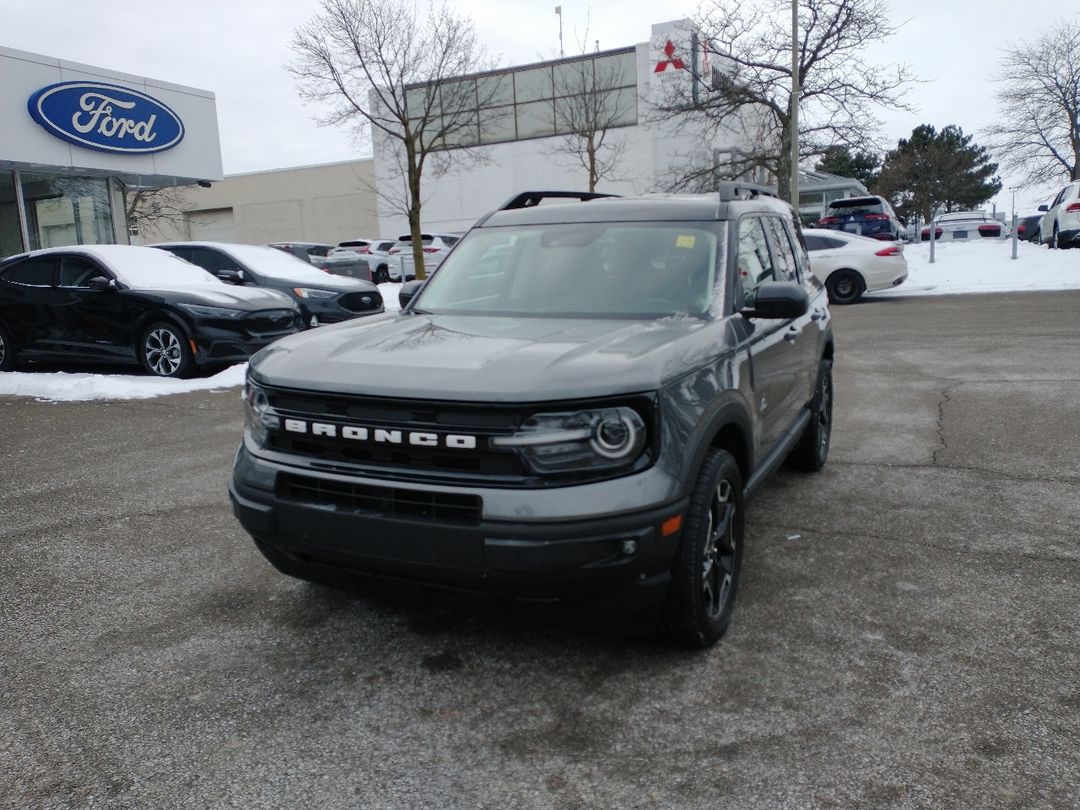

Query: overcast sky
(3, 0), (1077, 212)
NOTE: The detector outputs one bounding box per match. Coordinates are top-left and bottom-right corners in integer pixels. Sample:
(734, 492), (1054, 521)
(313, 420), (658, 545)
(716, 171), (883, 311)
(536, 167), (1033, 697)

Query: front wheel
(140, 321), (193, 378)
(374, 265), (390, 284)
(825, 269), (864, 305)
(0, 324), (15, 371)
(662, 448), (745, 648)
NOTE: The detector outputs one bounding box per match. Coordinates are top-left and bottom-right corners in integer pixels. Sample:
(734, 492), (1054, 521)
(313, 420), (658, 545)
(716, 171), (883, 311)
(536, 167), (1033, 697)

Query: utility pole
(555, 6), (564, 58)
(789, 1), (800, 208)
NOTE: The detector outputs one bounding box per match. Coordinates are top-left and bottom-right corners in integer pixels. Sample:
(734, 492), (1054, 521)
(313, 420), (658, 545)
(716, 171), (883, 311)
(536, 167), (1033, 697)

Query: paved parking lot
(3, 290), (1079, 809)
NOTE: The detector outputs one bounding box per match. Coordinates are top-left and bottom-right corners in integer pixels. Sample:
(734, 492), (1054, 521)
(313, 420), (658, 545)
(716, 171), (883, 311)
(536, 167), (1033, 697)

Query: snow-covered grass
(870, 238), (1080, 298)
(2, 248), (1076, 403)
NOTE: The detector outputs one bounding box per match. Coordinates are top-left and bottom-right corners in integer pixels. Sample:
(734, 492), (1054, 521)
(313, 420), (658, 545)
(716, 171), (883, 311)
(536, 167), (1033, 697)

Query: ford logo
(27, 81), (185, 155)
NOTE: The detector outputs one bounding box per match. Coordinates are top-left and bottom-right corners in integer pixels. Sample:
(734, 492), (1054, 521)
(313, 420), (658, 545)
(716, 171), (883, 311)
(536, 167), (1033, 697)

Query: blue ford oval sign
(27, 81), (185, 155)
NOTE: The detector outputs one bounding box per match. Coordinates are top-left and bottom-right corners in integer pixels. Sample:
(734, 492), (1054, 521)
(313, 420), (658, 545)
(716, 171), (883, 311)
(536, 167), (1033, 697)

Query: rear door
(0, 255), (59, 354)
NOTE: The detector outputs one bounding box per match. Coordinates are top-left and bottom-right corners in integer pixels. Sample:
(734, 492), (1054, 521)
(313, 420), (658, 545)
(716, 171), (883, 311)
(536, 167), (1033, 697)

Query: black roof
(480, 193), (792, 227)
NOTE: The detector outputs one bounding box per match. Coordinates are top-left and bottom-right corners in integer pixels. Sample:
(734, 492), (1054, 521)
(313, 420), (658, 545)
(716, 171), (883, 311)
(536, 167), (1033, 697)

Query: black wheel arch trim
(132, 310), (195, 355)
(675, 393), (755, 500)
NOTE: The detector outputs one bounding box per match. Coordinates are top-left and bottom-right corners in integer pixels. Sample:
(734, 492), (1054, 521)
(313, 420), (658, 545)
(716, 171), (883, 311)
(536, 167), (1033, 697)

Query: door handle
(784, 326), (802, 342)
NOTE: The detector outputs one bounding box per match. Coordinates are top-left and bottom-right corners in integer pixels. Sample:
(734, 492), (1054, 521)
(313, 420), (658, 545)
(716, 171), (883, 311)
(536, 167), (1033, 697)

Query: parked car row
(0, 240), (386, 378)
(269, 232), (463, 283)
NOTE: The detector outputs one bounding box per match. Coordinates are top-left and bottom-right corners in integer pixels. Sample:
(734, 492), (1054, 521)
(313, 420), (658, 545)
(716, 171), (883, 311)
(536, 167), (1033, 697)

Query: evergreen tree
(875, 125), (1001, 224)
(815, 146), (881, 190)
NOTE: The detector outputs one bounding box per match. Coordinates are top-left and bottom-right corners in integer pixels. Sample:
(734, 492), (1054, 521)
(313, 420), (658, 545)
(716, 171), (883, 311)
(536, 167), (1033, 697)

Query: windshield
(99, 247), (223, 289)
(414, 222), (724, 318)
(221, 244), (334, 281)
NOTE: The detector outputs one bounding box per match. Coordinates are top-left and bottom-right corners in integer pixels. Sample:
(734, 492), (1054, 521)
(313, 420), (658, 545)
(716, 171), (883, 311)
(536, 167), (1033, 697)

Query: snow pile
(871, 238), (1080, 298)
(0, 363), (246, 402)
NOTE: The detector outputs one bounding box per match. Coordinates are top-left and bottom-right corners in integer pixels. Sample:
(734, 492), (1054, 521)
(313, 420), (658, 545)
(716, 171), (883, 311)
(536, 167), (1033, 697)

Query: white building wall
(373, 21), (753, 237)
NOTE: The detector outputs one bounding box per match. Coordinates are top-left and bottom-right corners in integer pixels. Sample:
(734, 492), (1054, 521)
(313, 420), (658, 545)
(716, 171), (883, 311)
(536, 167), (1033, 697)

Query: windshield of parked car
(221, 244), (334, 281)
(414, 222), (724, 318)
(95, 247), (224, 289)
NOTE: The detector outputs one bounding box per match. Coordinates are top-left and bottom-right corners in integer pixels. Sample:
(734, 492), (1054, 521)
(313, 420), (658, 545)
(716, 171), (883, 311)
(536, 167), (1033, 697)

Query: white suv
(388, 232), (461, 279)
(1039, 180), (1080, 249)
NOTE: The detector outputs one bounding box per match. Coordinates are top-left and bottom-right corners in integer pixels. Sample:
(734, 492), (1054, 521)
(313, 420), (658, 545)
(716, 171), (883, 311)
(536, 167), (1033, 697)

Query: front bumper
(190, 325), (299, 366)
(229, 444), (686, 606)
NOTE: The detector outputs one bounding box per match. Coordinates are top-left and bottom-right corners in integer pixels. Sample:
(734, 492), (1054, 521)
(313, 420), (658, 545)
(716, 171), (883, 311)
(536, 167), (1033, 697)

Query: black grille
(278, 472), (481, 525)
(339, 291), (383, 312)
(246, 309), (299, 335)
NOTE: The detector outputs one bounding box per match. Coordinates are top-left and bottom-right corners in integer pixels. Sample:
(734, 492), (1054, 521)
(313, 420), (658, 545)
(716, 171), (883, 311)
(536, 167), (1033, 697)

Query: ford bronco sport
(229, 185), (834, 647)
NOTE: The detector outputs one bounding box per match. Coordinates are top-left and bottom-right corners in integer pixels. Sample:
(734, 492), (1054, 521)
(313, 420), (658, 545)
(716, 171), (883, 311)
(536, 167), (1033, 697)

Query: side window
(804, 235), (826, 252)
(58, 256), (107, 288)
(1, 256), (57, 286)
(736, 217), (776, 306)
(1052, 187), (1068, 208)
(189, 248), (243, 275)
(764, 217), (797, 282)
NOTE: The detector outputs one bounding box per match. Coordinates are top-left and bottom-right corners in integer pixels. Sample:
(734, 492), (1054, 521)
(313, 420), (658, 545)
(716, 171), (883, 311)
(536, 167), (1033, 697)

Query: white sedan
(803, 228), (908, 304)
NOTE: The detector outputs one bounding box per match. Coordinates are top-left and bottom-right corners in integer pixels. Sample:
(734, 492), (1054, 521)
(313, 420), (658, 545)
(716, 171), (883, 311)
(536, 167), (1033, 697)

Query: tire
(0, 324), (15, 371)
(825, 269), (864, 305)
(139, 321), (193, 378)
(788, 358), (833, 472)
(374, 265), (390, 284)
(1049, 224), (1059, 249)
(662, 448), (745, 648)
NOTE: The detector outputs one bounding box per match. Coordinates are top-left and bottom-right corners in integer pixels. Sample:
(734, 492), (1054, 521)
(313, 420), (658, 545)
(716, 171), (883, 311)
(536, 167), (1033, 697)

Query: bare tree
(545, 50), (635, 192)
(290, 0), (496, 279)
(655, 0), (915, 199)
(125, 186), (193, 242)
(985, 24), (1080, 186)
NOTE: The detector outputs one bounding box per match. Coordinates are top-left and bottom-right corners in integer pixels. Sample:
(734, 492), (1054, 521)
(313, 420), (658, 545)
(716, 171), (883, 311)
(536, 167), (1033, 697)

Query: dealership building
(0, 45), (222, 258)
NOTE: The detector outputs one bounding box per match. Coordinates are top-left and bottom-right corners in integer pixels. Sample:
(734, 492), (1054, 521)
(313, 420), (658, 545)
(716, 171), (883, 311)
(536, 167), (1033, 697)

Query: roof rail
(499, 191), (620, 210)
(716, 182), (778, 203)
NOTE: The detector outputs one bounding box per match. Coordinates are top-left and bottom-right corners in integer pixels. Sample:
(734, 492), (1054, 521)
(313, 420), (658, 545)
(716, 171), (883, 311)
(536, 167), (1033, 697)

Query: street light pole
(789, 1), (799, 207)
(555, 6), (564, 58)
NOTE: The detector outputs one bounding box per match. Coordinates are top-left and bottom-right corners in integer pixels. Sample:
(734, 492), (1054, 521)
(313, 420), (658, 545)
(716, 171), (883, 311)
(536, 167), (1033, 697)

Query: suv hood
(136, 285), (296, 311)
(249, 312), (718, 401)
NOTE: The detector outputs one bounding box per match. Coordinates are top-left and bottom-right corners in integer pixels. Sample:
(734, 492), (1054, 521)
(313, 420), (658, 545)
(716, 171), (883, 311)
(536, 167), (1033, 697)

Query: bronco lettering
(281, 419), (476, 449)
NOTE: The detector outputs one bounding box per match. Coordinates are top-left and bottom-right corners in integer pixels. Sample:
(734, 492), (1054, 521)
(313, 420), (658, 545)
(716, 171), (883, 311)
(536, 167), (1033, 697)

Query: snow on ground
(870, 238), (1080, 298)
(2, 246), (1076, 402)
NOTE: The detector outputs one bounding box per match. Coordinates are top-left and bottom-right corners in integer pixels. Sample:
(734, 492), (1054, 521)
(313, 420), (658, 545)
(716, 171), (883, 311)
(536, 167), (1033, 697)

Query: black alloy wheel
(825, 269), (864, 305)
(789, 357), (833, 471)
(140, 322), (193, 378)
(663, 448), (745, 648)
(0, 325), (14, 371)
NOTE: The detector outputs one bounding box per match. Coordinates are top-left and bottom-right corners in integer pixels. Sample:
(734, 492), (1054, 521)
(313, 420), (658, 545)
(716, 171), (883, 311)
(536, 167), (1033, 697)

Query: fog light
(621, 539), (638, 556)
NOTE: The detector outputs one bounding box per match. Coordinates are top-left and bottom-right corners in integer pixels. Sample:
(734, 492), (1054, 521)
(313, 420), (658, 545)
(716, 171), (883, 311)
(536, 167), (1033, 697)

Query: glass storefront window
(516, 100), (555, 139)
(19, 173), (113, 251)
(0, 171), (21, 258)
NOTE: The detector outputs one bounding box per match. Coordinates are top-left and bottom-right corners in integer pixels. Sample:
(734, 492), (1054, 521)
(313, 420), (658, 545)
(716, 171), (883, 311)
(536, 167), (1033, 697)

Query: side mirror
(87, 276), (114, 292)
(1038, 205), (1049, 212)
(741, 281), (810, 320)
(399, 279), (426, 310)
(217, 269), (243, 284)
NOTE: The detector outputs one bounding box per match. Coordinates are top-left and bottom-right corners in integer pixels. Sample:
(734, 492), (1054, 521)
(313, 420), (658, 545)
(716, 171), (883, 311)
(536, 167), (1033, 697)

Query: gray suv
(229, 186), (834, 647)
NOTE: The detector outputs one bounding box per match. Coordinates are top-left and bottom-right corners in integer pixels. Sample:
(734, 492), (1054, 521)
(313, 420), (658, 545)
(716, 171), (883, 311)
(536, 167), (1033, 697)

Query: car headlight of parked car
(491, 406), (647, 474)
(292, 287), (338, 299)
(176, 303), (247, 318)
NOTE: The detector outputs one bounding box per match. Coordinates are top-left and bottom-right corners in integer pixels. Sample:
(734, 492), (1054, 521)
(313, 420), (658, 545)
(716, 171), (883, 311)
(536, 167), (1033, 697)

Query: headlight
(176, 303), (246, 318)
(292, 287), (338, 299)
(242, 378), (280, 446)
(491, 406), (647, 474)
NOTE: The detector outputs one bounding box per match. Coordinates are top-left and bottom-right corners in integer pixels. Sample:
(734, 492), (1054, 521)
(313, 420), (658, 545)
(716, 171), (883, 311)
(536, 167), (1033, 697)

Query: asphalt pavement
(2, 290), (1079, 809)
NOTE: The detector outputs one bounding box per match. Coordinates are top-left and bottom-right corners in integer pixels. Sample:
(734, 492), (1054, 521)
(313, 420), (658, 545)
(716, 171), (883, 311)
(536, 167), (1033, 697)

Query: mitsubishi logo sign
(654, 40), (686, 73)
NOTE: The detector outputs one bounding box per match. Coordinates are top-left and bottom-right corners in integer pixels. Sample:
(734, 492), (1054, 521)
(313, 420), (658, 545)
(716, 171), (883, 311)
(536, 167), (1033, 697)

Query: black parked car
(0, 245), (301, 377)
(1016, 214), (1042, 243)
(153, 242), (383, 328)
(229, 186), (834, 648)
